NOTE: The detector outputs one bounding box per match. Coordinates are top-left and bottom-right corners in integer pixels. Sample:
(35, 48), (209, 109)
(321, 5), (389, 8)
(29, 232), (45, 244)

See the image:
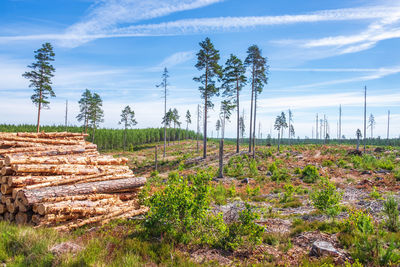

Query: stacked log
(0, 132), (147, 230)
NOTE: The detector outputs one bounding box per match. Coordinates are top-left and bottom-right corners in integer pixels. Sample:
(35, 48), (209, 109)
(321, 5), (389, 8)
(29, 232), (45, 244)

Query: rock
(310, 241), (341, 258)
(375, 176), (384, 181)
(348, 149), (362, 156)
(374, 147), (385, 153)
(266, 171), (272, 176)
(361, 170), (371, 175)
(50, 242), (83, 255)
(241, 178), (250, 184)
(212, 201), (246, 223)
(375, 170), (389, 174)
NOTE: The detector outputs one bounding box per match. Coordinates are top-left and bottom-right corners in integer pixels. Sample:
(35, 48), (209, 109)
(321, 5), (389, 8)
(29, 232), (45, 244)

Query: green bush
(322, 160), (333, 167)
(301, 165), (320, 183)
(280, 183), (295, 203)
(310, 177), (342, 220)
(144, 171), (211, 242)
(271, 168), (290, 182)
(248, 159), (258, 177)
(383, 196), (399, 232)
(268, 162), (278, 173)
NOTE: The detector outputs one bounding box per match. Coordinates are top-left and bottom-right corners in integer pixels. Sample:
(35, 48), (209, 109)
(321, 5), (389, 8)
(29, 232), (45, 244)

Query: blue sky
(0, 0), (399, 139)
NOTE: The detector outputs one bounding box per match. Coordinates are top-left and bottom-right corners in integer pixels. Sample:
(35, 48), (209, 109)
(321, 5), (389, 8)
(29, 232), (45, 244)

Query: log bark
(0, 145), (96, 156)
(0, 204), (6, 214)
(11, 164), (130, 175)
(16, 132), (87, 139)
(1, 167), (14, 176)
(1, 184), (12, 194)
(18, 177), (146, 206)
(5, 155), (128, 166)
(15, 212), (31, 224)
(0, 133), (85, 145)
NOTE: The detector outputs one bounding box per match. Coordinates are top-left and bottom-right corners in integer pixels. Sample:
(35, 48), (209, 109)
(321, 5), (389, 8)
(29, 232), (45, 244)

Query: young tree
(368, 113), (376, 138)
(222, 54), (247, 153)
(162, 109), (173, 145)
(216, 119), (221, 138)
(288, 109), (294, 145)
(239, 109), (245, 144)
(119, 105), (137, 151)
(220, 100), (235, 140)
(245, 45), (268, 156)
(157, 68), (169, 157)
(88, 93), (104, 142)
(274, 112), (287, 152)
(185, 110), (192, 140)
(76, 89), (92, 133)
(356, 129), (362, 150)
(22, 42), (56, 133)
(194, 37), (222, 158)
(172, 108), (181, 143)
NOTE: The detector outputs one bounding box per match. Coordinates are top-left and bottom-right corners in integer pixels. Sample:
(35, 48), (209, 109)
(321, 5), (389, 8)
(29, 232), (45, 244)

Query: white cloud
(148, 51), (195, 71)
(2, 4), (400, 49)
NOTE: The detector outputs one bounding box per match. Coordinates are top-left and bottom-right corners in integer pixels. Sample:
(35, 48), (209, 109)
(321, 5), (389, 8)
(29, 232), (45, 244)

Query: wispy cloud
(2, 4), (400, 49)
(148, 51), (195, 71)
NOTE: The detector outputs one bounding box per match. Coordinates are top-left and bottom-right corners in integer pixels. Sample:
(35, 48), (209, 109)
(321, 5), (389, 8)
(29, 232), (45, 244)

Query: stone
(50, 241), (83, 256)
(310, 241), (341, 258)
(241, 178), (249, 184)
(361, 170), (371, 175)
(266, 171), (272, 176)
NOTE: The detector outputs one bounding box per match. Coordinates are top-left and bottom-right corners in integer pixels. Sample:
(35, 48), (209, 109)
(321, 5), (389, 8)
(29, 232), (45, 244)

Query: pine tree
(76, 89), (92, 133)
(119, 105), (137, 151)
(185, 110), (192, 140)
(220, 100), (235, 140)
(288, 109), (294, 145)
(88, 93), (104, 142)
(216, 119), (221, 138)
(157, 68), (169, 157)
(368, 113), (376, 138)
(245, 45), (268, 156)
(194, 37), (222, 158)
(22, 42), (56, 133)
(274, 112), (287, 152)
(162, 109), (174, 145)
(239, 110), (245, 143)
(222, 54), (246, 153)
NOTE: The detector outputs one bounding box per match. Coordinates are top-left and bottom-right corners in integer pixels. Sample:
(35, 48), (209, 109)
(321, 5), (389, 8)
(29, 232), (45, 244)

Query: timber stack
(0, 132), (147, 230)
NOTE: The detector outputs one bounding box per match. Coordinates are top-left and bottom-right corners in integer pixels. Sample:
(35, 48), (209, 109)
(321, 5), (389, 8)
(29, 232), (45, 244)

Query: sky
(0, 0), (399, 139)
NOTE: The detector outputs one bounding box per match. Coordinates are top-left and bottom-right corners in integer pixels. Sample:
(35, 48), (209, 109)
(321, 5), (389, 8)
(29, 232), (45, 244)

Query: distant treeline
(0, 124), (199, 150)
(220, 137), (400, 147)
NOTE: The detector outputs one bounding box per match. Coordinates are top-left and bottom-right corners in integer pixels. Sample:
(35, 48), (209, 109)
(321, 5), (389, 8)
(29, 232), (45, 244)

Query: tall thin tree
(185, 110), (192, 140)
(363, 86), (367, 153)
(368, 113), (375, 138)
(194, 38), (222, 158)
(157, 68), (169, 157)
(339, 105), (342, 143)
(88, 93), (104, 143)
(221, 54), (247, 153)
(288, 109), (293, 145)
(239, 109), (245, 144)
(77, 89), (92, 133)
(23, 42), (56, 133)
(245, 45), (268, 157)
(387, 110), (390, 140)
(119, 105), (137, 151)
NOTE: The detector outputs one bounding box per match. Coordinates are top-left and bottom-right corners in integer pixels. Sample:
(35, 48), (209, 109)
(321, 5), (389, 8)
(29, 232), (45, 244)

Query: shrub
(271, 168), (290, 182)
(394, 169), (400, 181)
(144, 171), (211, 242)
(310, 177), (342, 220)
(301, 165), (320, 183)
(280, 183), (295, 203)
(268, 162), (278, 173)
(322, 160), (333, 167)
(383, 196), (399, 232)
(369, 186), (382, 200)
(248, 159), (258, 177)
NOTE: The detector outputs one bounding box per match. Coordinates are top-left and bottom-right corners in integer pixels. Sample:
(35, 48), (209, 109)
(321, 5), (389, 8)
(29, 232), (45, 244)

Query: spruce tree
(194, 37), (222, 158)
(22, 42), (56, 133)
(76, 89), (92, 133)
(119, 105), (137, 151)
(222, 54), (246, 153)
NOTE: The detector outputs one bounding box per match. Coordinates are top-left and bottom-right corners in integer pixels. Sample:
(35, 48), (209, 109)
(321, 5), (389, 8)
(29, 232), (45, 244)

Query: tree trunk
(36, 90), (42, 133)
(123, 126), (127, 151)
(236, 78), (240, 154)
(249, 65), (255, 153)
(252, 90), (257, 158)
(218, 139), (224, 178)
(17, 177), (146, 206)
(277, 131), (281, 152)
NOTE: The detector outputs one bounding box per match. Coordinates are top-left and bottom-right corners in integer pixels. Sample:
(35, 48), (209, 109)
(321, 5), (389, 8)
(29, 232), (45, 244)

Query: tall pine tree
(245, 45), (268, 157)
(157, 68), (169, 157)
(23, 42), (56, 133)
(88, 93), (104, 142)
(222, 54), (247, 153)
(194, 37), (222, 158)
(76, 89), (92, 133)
(119, 105), (137, 151)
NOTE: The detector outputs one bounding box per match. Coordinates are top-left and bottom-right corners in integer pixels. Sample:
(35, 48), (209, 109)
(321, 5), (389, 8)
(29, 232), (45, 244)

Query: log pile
(0, 132), (147, 230)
